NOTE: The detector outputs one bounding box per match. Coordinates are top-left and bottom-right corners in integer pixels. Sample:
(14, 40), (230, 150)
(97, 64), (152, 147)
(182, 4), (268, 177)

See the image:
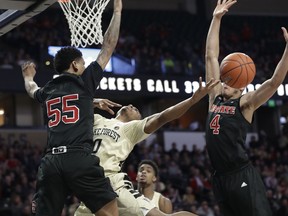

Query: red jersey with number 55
(34, 61), (103, 149)
(206, 95), (250, 173)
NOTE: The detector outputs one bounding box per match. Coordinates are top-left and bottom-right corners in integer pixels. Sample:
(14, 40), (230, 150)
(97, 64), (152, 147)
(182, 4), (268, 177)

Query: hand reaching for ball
(213, 0), (237, 18)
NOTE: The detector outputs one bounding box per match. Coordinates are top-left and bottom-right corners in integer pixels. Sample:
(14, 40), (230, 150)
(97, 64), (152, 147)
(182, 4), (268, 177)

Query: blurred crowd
(1, 9), (288, 82)
(0, 125), (288, 215)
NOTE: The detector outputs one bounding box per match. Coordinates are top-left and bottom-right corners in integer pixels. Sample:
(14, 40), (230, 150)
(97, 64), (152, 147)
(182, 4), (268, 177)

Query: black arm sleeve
(81, 61), (103, 96)
(34, 88), (44, 103)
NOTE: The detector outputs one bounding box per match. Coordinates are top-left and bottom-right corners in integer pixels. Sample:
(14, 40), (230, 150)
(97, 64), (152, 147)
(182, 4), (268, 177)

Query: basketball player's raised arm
(22, 61), (40, 99)
(205, 0), (237, 107)
(96, 0), (122, 70)
(144, 78), (219, 134)
(244, 27), (288, 110)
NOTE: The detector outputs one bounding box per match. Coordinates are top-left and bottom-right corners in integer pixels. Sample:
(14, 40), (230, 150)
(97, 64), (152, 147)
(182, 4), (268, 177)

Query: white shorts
(74, 173), (156, 216)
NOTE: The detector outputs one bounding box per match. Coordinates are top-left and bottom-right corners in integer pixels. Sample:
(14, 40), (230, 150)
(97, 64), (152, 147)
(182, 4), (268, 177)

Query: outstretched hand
(282, 27), (288, 43)
(93, 98), (122, 115)
(213, 0), (237, 18)
(22, 61), (36, 79)
(193, 77), (220, 102)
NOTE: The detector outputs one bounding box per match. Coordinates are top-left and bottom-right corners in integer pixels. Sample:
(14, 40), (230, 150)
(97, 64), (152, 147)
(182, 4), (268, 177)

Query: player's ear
(71, 60), (78, 72)
(152, 176), (157, 183)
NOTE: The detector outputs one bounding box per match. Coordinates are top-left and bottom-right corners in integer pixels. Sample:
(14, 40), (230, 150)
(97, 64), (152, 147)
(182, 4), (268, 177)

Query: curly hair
(138, 160), (159, 177)
(54, 47), (83, 74)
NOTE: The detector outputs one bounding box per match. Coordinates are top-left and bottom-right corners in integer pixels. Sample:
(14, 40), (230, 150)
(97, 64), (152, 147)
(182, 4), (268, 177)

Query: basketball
(220, 52), (256, 88)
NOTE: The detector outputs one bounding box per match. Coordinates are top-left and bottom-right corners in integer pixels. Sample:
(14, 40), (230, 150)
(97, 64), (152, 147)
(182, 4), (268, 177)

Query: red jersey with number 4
(34, 61), (103, 149)
(206, 95), (250, 173)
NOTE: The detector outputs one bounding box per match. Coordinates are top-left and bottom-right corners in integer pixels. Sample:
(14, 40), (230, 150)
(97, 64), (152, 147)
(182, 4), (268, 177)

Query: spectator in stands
(196, 201), (214, 216)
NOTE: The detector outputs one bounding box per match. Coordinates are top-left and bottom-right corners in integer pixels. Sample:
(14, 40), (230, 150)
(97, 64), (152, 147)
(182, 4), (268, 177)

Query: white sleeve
(123, 117), (150, 145)
(93, 114), (103, 124)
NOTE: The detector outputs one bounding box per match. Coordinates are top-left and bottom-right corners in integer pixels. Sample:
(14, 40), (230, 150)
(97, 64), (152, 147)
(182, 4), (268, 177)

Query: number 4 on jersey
(210, 114), (220, 134)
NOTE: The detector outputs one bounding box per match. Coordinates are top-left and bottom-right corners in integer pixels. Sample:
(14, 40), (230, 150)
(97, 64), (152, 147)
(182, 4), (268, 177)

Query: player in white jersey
(137, 160), (173, 214)
(74, 77), (219, 216)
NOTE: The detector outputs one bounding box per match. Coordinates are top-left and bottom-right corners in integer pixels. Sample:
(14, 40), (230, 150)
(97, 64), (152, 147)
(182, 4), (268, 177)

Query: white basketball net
(58, 0), (111, 47)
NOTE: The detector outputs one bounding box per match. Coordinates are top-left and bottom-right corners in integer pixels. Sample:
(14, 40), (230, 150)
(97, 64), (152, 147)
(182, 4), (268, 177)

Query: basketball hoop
(58, 0), (111, 47)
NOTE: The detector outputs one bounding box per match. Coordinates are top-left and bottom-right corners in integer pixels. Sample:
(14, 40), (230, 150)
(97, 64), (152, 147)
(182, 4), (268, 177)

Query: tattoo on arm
(97, 13), (121, 70)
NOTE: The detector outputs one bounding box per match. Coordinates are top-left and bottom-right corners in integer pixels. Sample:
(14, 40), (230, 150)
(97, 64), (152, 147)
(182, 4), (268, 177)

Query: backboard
(0, 0), (57, 36)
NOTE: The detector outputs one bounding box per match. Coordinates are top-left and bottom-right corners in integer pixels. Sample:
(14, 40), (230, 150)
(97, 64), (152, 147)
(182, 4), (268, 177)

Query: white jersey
(75, 172), (156, 216)
(150, 192), (161, 209)
(74, 114), (156, 216)
(92, 114), (150, 176)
